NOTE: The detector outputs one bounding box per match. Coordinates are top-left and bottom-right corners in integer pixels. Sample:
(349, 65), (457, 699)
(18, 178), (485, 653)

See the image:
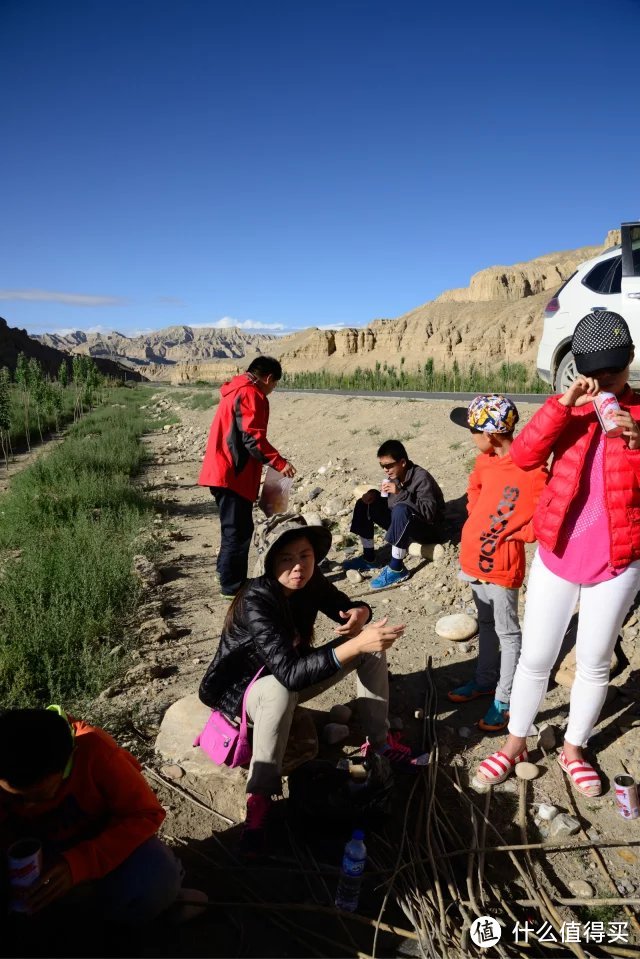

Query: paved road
(280, 388), (550, 404)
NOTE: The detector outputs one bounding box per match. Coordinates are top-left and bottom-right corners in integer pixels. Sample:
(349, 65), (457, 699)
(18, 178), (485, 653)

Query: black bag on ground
(287, 755), (394, 831)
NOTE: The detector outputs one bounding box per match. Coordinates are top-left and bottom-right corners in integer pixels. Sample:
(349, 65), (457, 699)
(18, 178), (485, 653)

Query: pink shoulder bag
(193, 668), (264, 768)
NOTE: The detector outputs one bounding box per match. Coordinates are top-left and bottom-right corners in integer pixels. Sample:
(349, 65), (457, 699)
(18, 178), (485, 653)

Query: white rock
(346, 569), (363, 584)
(161, 764), (185, 781)
(317, 466), (327, 475)
(569, 879), (594, 898)
(515, 762), (540, 781)
(408, 542), (446, 562)
(548, 813), (581, 839)
(435, 613), (478, 641)
(301, 512), (323, 527)
(322, 497), (344, 516)
(537, 803), (559, 821)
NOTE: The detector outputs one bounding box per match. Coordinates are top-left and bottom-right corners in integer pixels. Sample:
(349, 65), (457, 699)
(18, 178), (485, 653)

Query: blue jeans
(7, 838), (183, 942)
(350, 497), (442, 549)
(96, 837), (183, 924)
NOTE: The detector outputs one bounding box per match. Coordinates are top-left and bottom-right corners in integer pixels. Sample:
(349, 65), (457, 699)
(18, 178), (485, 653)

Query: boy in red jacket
(0, 707), (203, 925)
(447, 396), (547, 731)
(198, 356), (296, 597)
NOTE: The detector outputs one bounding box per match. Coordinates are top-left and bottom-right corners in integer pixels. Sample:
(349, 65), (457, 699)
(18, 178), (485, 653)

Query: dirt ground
(21, 388), (640, 956)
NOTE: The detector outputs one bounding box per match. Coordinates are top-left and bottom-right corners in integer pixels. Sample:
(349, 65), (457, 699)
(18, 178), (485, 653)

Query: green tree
(14, 353), (31, 451)
(0, 367), (12, 468)
(28, 358), (46, 443)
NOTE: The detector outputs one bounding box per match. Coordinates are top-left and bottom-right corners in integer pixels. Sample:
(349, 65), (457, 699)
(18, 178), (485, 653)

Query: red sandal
(557, 750), (602, 797)
(473, 749), (528, 787)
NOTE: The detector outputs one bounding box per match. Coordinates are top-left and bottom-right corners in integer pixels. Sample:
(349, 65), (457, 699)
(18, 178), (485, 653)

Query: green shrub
(0, 390), (160, 707)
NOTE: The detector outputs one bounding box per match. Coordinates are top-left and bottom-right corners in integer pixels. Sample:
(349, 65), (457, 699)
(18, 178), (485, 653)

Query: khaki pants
(245, 648), (389, 795)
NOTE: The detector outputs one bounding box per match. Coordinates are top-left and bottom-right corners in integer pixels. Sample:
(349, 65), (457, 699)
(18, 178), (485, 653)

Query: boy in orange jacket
(447, 396), (547, 731)
(0, 707), (204, 925)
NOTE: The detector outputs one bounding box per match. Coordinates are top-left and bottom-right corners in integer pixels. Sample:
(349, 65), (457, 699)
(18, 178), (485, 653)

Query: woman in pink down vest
(474, 311), (640, 798)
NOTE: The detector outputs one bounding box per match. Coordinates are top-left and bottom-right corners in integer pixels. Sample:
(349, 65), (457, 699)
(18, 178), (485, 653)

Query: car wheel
(555, 352), (578, 393)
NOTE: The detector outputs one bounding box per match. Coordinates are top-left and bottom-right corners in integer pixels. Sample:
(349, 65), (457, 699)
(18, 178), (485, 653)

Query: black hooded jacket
(199, 571), (372, 718)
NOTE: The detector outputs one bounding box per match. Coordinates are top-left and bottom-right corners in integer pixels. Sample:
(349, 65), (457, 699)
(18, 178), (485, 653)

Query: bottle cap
(352, 829), (365, 841)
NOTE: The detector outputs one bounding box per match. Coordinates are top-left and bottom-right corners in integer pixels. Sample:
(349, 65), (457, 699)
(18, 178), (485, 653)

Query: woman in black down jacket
(199, 515), (406, 855)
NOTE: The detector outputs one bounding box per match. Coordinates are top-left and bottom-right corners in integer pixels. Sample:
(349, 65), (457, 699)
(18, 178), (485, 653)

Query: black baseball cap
(572, 311), (633, 375)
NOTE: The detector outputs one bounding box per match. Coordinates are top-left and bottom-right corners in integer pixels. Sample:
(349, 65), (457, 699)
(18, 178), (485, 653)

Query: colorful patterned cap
(465, 394), (519, 433)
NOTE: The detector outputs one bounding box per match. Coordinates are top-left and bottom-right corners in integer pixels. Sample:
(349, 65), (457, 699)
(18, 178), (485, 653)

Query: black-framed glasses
(379, 460), (397, 469)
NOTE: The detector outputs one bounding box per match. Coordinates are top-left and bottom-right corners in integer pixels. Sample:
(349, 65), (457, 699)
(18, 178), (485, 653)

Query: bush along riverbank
(0, 387), (167, 708)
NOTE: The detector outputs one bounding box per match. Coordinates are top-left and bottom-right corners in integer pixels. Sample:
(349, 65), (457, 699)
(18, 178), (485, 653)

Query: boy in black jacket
(344, 440), (446, 589)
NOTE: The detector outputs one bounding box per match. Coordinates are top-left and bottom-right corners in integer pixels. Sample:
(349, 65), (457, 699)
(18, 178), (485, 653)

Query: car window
(582, 255), (621, 294)
(608, 258), (622, 293)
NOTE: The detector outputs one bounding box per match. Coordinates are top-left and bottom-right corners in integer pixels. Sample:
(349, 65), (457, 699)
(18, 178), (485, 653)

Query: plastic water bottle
(335, 829), (367, 912)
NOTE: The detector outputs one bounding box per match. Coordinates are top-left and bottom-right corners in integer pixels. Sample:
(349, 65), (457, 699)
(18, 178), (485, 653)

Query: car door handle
(626, 292), (640, 299)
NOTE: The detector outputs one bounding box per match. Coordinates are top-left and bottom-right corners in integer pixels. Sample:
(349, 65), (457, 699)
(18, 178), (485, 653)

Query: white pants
(508, 551), (640, 746)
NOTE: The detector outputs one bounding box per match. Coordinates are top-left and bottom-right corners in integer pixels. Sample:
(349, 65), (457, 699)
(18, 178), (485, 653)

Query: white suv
(537, 222), (640, 392)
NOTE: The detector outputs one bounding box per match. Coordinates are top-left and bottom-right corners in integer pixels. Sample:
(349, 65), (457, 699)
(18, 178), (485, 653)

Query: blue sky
(1, 0), (639, 337)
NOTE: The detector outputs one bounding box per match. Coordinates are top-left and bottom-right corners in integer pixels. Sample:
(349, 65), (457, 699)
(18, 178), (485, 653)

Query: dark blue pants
(350, 498), (442, 549)
(211, 487), (254, 593)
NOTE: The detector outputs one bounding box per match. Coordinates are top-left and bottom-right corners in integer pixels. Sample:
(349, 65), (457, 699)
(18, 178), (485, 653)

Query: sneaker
(362, 731), (414, 768)
(477, 699), (510, 733)
(239, 793), (272, 858)
(342, 555), (379, 572)
(447, 680), (495, 704)
(370, 565), (409, 590)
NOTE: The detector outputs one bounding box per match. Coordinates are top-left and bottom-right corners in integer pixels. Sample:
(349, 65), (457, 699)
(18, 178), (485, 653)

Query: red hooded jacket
(198, 373), (287, 502)
(511, 388), (640, 572)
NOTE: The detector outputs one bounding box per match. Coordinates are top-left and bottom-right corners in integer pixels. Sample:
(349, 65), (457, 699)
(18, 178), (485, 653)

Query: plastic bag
(259, 466), (293, 517)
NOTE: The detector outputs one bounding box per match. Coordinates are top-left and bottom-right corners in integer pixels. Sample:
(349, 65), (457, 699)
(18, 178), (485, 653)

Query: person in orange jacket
(447, 396), (547, 731)
(0, 707), (204, 925)
(198, 356), (296, 598)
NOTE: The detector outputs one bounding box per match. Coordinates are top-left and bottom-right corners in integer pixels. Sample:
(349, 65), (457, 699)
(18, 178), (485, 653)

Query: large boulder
(435, 613), (478, 641)
(155, 695), (318, 823)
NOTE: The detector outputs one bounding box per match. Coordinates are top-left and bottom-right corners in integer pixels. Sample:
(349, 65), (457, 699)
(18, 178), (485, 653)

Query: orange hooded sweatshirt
(0, 718), (165, 885)
(459, 452), (547, 588)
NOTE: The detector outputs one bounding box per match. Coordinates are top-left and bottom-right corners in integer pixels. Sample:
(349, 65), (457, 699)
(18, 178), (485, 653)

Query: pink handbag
(194, 668), (264, 768)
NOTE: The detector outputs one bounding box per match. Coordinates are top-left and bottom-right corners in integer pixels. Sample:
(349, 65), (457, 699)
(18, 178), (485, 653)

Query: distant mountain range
(0, 316), (145, 380)
(35, 325), (279, 369)
(5, 228), (620, 382)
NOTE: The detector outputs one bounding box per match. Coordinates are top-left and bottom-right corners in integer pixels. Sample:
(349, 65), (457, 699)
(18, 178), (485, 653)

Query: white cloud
(190, 316), (285, 332)
(0, 289), (126, 306)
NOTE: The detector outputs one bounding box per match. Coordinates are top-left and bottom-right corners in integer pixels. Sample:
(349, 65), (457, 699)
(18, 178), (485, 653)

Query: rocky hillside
(37, 325), (279, 370)
(0, 316), (145, 380)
